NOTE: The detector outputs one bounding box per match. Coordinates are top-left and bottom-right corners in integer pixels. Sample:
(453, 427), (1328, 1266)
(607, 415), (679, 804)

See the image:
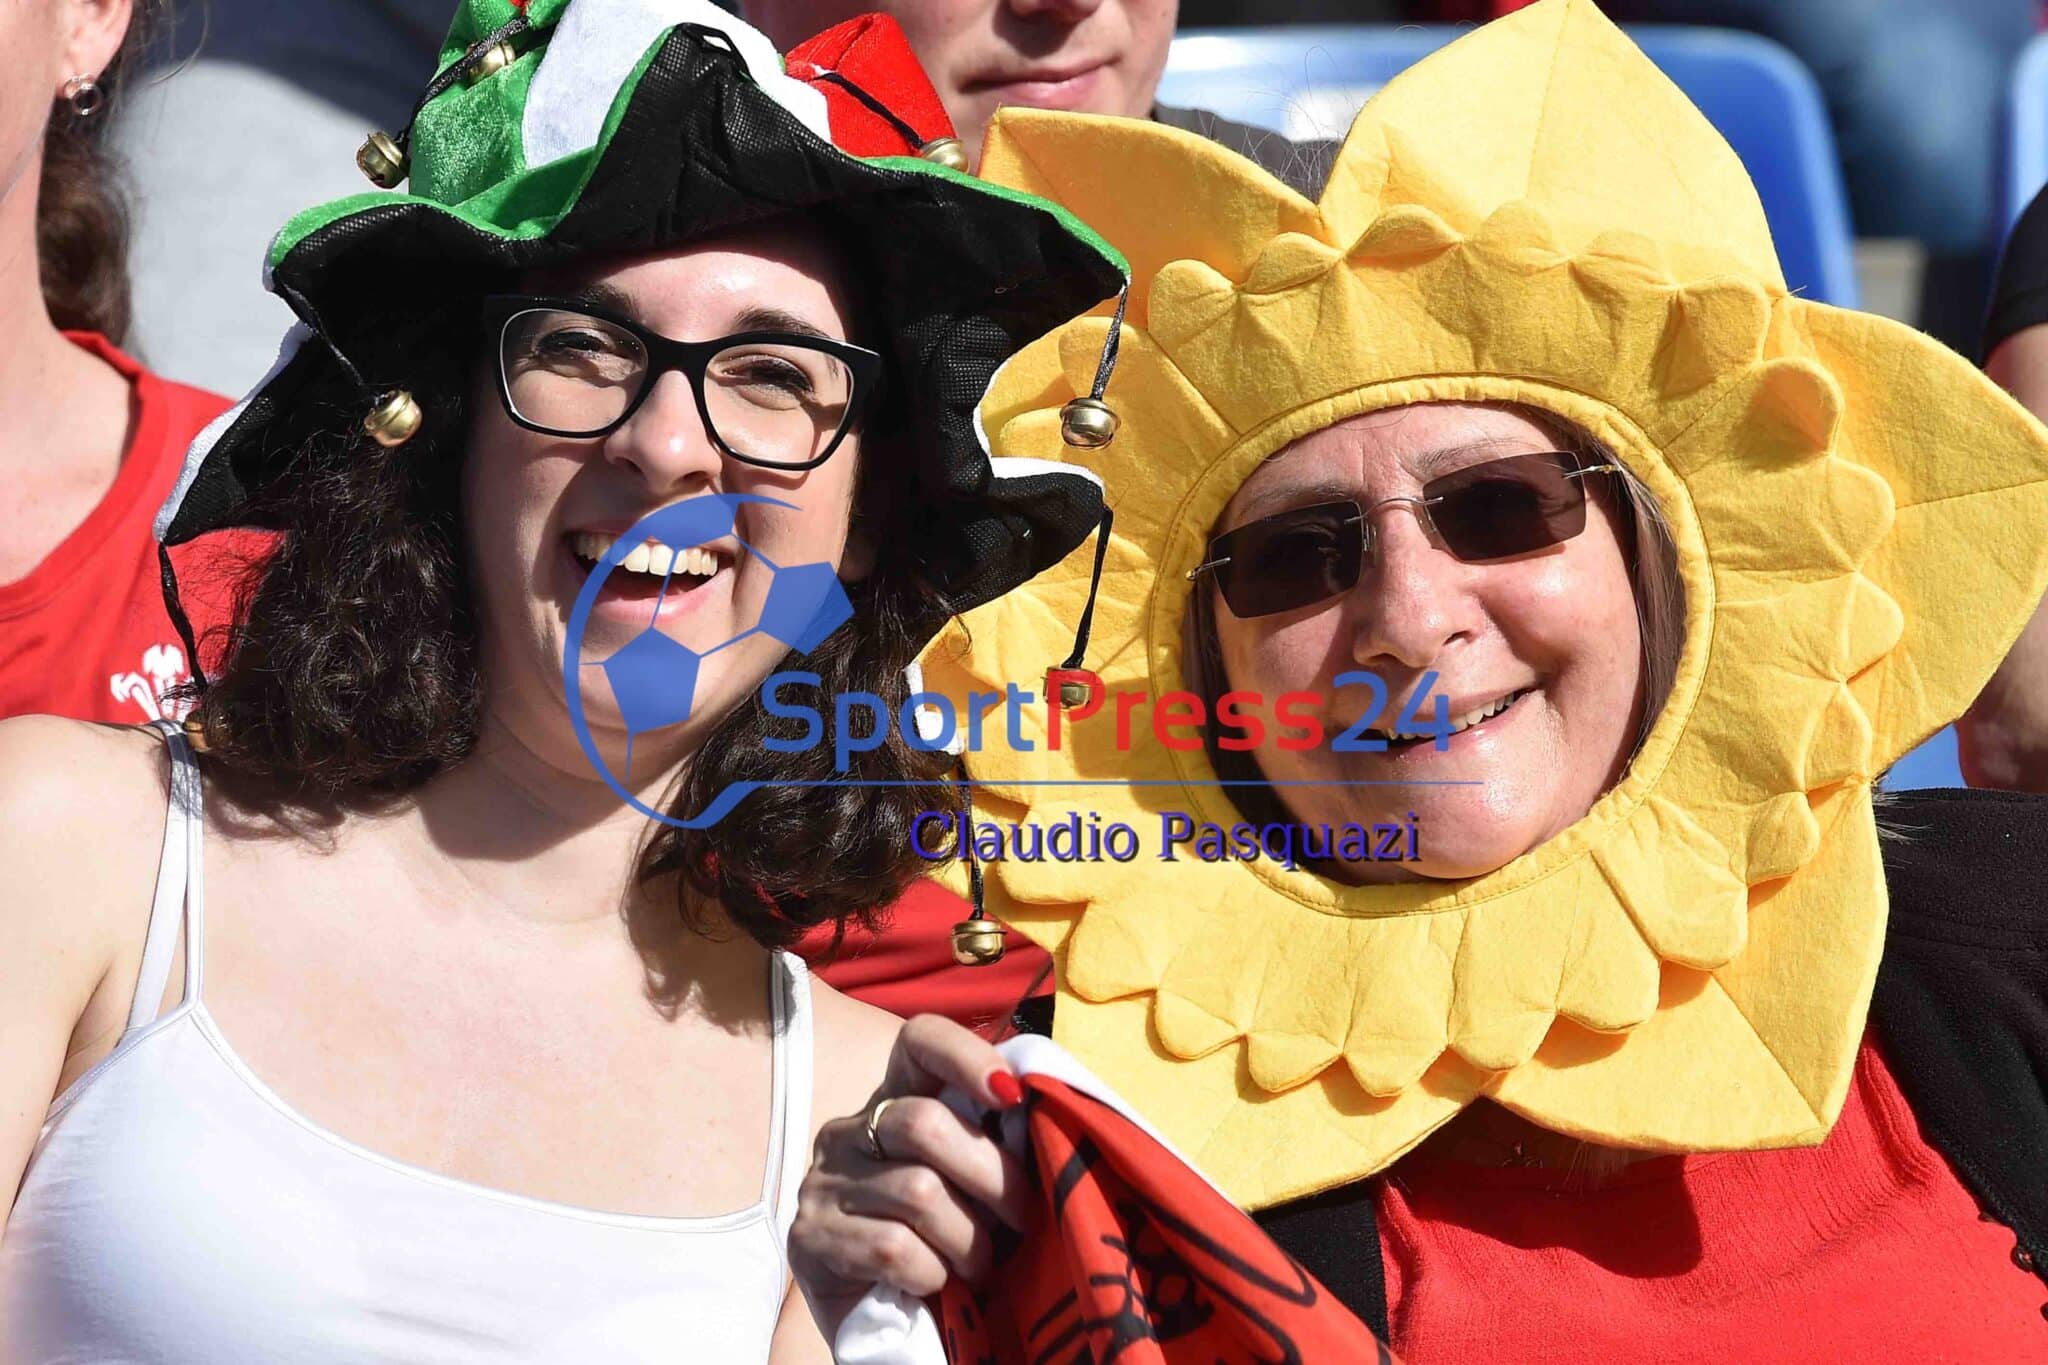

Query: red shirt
(0, 335), (253, 724)
(1379, 1039), (2047, 1361)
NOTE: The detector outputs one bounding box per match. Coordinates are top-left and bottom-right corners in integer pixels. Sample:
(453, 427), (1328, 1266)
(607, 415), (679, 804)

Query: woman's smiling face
(1209, 402), (1646, 881)
(463, 219), (868, 784)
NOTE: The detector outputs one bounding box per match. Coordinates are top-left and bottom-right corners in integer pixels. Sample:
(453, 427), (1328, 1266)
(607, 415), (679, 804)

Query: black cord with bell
(953, 287), (1127, 967)
(1045, 505), (1113, 708)
(1043, 284), (1123, 700)
(1059, 287), (1127, 449)
(949, 763), (1006, 966)
(951, 505), (1115, 968)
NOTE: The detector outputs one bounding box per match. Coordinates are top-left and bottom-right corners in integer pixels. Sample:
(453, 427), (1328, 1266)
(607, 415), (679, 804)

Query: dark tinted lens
(1426, 452), (1589, 560)
(1211, 501), (1364, 618)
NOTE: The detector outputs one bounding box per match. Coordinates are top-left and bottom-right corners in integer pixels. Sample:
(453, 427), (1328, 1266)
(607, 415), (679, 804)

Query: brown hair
(37, 1), (168, 343)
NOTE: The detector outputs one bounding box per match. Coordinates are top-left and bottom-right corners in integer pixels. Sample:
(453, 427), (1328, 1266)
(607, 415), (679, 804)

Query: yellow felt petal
(1324, 0), (1780, 289)
(1687, 453), (1892, 585)
(1692, 576), (1899, 793)
(1150, 902), (1272, 1055)
(1592, 794), (1746, 969)
(1490, 967), (1825, 1150)
(1494, 782), (1880, 1149)
(1740, 790), (1825, 884)
(1055, 993), (1479, 1208)
(979, 108), (1325, 327)
(1706, 783), (1882, 1124)
(1341, 912), (1462, 1095)
(978, 328), (1073, 437)
(988, 803), (1156, 908)
(982, 880), (1081, 958)
(1446, 887), (1576, 1071)
(1795, 305), (2048, 766)
(1346, 204), (1462, 264)
(1553, 880), (1662, 1032)
(1244, 946), (1361, 1092)
(1654, 278), (1770, 397)
(1060, 898), (1175, 1000)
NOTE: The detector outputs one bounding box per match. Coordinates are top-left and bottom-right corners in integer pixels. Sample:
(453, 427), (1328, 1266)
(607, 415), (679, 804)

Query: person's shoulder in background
(1984, 184), (2048, 365)
(1152, 103), (1336, 200)
(1961, 188), (2048, 793)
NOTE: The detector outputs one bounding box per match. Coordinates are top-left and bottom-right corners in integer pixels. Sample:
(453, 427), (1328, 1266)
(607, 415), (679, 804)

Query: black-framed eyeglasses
(482, 294), (882, 471)
(1188, 450), (1623, 619)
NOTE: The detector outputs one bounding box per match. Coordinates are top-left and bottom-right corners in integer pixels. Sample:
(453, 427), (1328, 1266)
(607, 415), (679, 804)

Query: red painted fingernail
(988, 1070), (1024, 1109)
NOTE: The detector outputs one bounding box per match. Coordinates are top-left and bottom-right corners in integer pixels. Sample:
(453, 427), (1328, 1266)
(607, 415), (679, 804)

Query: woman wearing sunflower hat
(792, 1), (2048, 1357)
(0, 1), (1127, 1358)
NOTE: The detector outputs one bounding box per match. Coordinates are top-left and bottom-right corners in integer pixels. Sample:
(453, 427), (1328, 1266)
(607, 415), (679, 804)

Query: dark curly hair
(38, 1), (169, 343)
(182, 290), (964, 951)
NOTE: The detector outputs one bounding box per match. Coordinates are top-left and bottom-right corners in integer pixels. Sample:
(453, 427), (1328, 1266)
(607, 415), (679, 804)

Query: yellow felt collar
(921, 0), (2048, 1209)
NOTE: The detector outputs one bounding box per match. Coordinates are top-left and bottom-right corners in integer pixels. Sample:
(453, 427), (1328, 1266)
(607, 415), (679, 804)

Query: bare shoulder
(803, 973), (903, 1125)
(0, 715), (172, 863)
(0, 716), (176, 834)
(0, 717), (175, 1005)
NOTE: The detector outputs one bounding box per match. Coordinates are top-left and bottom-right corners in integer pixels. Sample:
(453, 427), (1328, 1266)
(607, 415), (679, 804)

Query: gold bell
(1059, 396), (1119, 449)
(356, 130), (407, 188)
(1053, 675), (1090, 707)
(918, 136), (970, 172)
(363, 390), (423, 448)
(464, 40), (516, 86)
(950, 918), (1006, 967)
(180, 716), (213, 754)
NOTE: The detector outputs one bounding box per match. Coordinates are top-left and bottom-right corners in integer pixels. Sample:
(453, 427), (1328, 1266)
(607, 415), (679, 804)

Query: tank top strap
(128, 720), (207, 1031)
(765, 950), (814, 1241)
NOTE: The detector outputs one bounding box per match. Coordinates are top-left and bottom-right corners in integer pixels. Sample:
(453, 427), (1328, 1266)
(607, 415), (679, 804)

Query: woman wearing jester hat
(795, 2), (2048, 1358)
(0, 1), (1126, 1358)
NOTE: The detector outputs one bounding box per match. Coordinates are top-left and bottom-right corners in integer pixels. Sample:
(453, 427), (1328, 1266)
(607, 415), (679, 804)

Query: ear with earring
(61, 74), (106, 119)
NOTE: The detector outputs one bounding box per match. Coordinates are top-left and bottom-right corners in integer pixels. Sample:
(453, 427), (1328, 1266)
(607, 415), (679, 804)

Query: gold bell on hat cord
(918, 137), (969, 172)
(356, 130), (407, 188)
(950, 917), (1006, 967)
(1048, 668), (1090, 708)
(464, 40), (516, 85)
(1059, 396), (1118, 449)
(363, 390), (423, 448)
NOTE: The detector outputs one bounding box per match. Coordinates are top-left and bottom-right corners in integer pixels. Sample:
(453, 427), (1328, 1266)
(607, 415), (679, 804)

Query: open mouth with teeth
(1368, 686), (1532, 749)
(568, 530), (731, 603)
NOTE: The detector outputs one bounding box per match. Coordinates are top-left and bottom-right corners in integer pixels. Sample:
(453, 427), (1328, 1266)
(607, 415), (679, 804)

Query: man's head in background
(746, 0), (1178, 161)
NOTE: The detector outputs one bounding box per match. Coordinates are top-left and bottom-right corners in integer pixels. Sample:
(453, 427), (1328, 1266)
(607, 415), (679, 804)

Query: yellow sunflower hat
(923, 0), (2048, 1210)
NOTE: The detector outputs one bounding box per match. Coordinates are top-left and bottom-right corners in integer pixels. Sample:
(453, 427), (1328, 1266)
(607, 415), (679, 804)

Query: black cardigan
(1020, 790), (2048, 1339)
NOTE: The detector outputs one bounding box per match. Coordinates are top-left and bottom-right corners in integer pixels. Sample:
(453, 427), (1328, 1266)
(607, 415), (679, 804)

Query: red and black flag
(935, 1051), (1396, 1365)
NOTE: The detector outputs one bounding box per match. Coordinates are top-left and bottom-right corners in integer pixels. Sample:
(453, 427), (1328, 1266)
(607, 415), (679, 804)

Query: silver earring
(62, 75), (106, 119)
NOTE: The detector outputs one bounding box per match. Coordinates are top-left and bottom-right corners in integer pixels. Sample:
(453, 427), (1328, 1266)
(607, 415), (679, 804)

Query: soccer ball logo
(563, 492), (853, 829)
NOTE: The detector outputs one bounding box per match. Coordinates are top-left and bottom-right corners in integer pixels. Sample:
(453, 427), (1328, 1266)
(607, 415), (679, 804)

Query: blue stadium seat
(1159, 24), (1860, 308)
(2002, 32), (2048, 235)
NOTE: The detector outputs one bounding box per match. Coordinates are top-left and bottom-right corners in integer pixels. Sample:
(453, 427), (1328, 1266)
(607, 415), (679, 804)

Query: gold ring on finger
(862, 1096), (900, 1162)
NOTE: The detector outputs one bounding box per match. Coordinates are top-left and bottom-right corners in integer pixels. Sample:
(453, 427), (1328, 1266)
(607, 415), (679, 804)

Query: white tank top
(0, 721), (813, 1363)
